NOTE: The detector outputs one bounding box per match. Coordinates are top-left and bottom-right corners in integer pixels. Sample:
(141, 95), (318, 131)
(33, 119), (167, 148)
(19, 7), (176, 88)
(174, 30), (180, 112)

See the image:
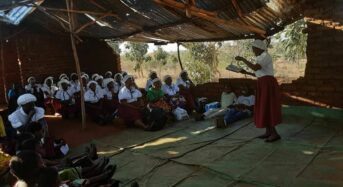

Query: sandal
(265, 135), (281, 143)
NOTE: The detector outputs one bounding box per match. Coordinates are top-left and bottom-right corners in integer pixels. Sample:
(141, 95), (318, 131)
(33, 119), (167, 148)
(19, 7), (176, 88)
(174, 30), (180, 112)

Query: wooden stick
(15, 40), (24, 86)
(156, 0), (217, 17)
(74, 13), (111, 34)
(0, 27), (8, 104)
(154, 0), (266, 35)
(88, 0), (106, 11)
(177, 42), (184, 71)
(40, 6), (119, 18)
(66, 0), (86, 129)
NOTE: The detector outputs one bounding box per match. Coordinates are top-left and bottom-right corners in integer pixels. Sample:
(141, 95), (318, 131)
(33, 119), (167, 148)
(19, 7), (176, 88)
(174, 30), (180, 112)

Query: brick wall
(0, 25), (120, 104)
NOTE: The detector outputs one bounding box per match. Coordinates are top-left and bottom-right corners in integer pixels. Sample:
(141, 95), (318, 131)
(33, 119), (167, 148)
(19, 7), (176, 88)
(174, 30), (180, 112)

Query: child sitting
(223, 86), (255, 126)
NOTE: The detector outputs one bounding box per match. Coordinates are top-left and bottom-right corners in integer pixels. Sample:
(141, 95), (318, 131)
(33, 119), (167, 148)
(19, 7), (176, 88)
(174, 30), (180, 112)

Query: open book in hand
(226, 64), (243, 73)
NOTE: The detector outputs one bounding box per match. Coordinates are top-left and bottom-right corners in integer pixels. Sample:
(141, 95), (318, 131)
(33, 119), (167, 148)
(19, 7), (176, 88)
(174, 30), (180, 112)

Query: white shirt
(255, 52), (274, 78)
(25, 84), (43, 93)
(102, 87), (117, 100)
(55, 89), (74, 101)
(70, 80), (81, 92)
(118, 86), (142, 103)
(8, 107), (45, 129)
(84, 89), (104, 103)
(162, 84), (179, 96)
(145, 79), (153, 91)
(176, 78), (191, 89)
(41, 84), (58, 98)
(221, 92), (236, 109)
(234, 95), (255, 106)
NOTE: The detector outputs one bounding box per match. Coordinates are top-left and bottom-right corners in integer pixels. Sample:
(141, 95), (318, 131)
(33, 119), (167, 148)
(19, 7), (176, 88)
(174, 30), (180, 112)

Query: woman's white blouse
(162, 84), (179, 96)
(254, 51), (274, 78)
(118, 86), (142, 103)
(84, 89), (104, 103)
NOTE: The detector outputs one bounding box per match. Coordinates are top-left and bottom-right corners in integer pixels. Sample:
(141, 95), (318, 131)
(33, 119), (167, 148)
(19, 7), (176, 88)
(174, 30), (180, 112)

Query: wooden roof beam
(74, 12), (111, 34)
(154, 0), (266, 35)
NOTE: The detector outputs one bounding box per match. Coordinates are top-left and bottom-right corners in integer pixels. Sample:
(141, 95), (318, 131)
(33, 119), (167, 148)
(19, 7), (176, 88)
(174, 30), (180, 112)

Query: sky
(120, 42), (187, 54)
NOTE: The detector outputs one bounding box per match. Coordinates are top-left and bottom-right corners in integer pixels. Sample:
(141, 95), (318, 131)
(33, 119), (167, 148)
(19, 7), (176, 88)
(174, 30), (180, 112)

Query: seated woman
(70, 73), (81, 93)
(114, 73), (124, 91)
(102, 78), (119, 120)
(162, 75), (187, 110)
(41, 76), (58, 114)
(25, 76), (45, 108)
(118, 75), (148, 129)
(145, 71), (158, 91)
(55, 79), (78, 119)
(147, 78), (172, 113)
(84, 81), (106, 124)
(104, 71), (113, 79)
(59, 73), (69, 81)
(222, 86), (255, 126)
(176, 71), (196, 113)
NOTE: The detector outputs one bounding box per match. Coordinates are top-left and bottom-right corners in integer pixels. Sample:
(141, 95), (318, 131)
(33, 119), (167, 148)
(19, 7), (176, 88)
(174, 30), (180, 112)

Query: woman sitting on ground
(102, 78), (119, 120)
(55, 79), (78, 119)
(118, 75), (148, 129)
(176, 71), (196, 113)
(147, 78), (172, 113)
(162, 75), (187, 110)
(84, 81), (107, 124)
(41, 76), (58, 114)
(145, 71), (158, 91)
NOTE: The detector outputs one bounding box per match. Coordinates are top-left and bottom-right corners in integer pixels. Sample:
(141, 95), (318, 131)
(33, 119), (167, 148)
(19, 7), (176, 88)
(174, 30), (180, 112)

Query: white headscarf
(27, 76), (35, 83)
(17, 93), (37, 106)
(122, 75), (133, 83)
(87, 81), (98, 89)
(70, 73), (77, 79)
(91, 74), (99, 80)
(95, 75), (103, 82)
(105, 71), (112, 76)
(114, 73), (123, 80)
(44, 76), (54, 85)
(102, 78), (114, 88)
(59, 74), (68, 80)
(58, 79), (70, 88)
(252, 39), (267, 51)
(152, 78), (161, 84)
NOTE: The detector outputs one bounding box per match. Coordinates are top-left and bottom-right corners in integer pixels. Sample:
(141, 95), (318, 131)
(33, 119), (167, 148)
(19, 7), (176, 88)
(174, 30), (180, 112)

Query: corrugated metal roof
(2, 0), (306, 42)
(0, 0), (43, 25)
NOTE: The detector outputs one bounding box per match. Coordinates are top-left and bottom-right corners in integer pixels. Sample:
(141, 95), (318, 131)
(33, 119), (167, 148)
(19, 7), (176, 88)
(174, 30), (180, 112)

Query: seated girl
(84, 81), (106, 124)
(55, 80), (78, 119)
(41, 76), (58, 115)
(147, 78), (171, 113)
(223, 86), (255, 126)
(175, 71), (196, 113)
(118, 75), (148, 129)
(162, 75), (186, 110)
(102, 78), (119, 120)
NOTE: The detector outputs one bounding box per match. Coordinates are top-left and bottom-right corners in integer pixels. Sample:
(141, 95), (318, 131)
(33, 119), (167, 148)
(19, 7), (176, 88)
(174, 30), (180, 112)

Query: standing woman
(235, 39), (282, 142)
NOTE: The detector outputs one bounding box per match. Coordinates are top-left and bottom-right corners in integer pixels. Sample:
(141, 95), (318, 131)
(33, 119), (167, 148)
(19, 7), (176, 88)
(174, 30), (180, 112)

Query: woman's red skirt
(254, 76), (282, 128)
(118, 104), (142, 123)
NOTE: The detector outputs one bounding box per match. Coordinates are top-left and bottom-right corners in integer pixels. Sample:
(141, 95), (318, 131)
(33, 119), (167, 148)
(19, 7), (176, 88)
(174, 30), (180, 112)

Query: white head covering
(105, 71), (112, 76)
(70, 73), (77, 79)
(163, 75), (172, 82)
(44, 76), (54, 85)
(122, 75), (133, 83)
(114, 73), (123, 80)
(102, 78), (114, 88)
(252, 39), (267, 51)
(149, 71), (157, 78)
(27, 76), (35, 83)
(17, 93), (37, 106)
(91, 74), (99, 80)
(152, 78), (161, 85)
(95, 75), (103, 82)
(179, 70), (188, 78)
(58, 79), (70, 88)
(59, 74), (68, 80)
(87, 80), (98, 89)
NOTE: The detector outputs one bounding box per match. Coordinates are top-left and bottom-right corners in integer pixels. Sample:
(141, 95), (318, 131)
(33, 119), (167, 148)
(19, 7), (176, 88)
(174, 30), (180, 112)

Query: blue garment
(224, 108), (250, 125)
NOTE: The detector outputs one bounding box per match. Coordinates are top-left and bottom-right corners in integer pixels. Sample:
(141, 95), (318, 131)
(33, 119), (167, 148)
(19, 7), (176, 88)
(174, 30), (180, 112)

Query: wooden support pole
(177, 42), (184, 71)
(39, 6), (118, 17)
(154, 0), (266, 35)
(66, 0), (86, 129)
(0, 31), (8, 104)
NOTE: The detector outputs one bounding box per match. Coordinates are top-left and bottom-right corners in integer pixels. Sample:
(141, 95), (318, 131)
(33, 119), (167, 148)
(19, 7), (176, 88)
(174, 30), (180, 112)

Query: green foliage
(182, 42), (222, 84)
(154, 47), (169, 65)
(106, 40), (121, 54)
(274, 19), (307, 63)
(184, 61), (212, 85)
(125, 42), (149, 77)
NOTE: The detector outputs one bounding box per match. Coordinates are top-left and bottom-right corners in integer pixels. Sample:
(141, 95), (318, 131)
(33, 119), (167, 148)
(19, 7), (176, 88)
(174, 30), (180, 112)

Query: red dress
(254, 76), (282, 128)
